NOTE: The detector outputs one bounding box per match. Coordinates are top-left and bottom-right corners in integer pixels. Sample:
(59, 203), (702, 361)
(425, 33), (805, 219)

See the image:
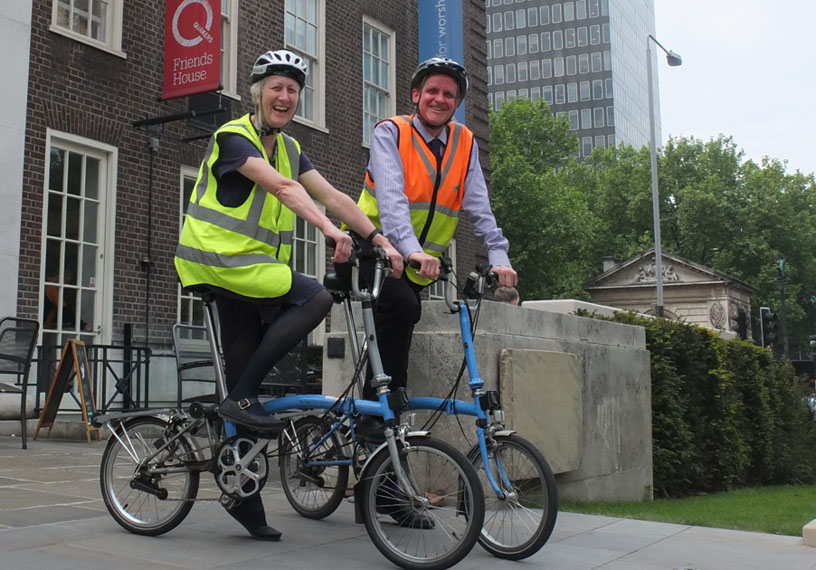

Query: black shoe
(218, 398), (284, 431)
(355, 416), (386, 443)
(225, 497), (282, 541)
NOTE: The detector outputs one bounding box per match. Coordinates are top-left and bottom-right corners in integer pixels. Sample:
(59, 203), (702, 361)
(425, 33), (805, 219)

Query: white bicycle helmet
(251, 49), (308, 88)
(410, 57), (468, 101)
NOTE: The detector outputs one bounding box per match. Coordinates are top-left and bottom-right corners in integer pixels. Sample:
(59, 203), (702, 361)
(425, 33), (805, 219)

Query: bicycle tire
(279, 415), (350, 519)
(100, 416), (199, 536)
(361, 436), (485, 570)
(467, 434), (558, 560)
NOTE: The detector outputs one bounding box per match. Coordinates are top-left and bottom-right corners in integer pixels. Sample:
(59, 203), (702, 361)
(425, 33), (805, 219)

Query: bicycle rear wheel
(279, 415), (350, 519)
(468, 434), (558, 560)
(361, 436), (484, 570)
(100, 416), (199, 536)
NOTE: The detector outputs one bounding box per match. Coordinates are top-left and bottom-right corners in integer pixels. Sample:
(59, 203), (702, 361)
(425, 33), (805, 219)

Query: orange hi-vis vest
(357, 115), (474, 285)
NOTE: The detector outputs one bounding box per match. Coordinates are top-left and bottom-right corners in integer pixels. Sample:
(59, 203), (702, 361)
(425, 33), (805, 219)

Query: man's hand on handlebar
(491, 265), (518, 288)
(380, 241), (404, 278)
(407, 251), (440, 280)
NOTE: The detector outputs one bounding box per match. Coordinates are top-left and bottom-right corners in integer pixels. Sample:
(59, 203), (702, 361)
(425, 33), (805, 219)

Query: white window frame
(50, 0), (125, 57)
(362, 17), (396, 147)
(42, 129), (117, 345)
(220, 0), (240, 98)
(285, 0), (327, 131)
(178, 166), (204, 326)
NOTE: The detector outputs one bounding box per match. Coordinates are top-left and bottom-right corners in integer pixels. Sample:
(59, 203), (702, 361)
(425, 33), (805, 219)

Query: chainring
(214, 436), (269, 499)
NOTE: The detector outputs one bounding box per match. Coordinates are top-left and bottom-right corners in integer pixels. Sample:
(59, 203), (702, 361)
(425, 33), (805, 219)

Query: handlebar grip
(325, 236), (336, 249)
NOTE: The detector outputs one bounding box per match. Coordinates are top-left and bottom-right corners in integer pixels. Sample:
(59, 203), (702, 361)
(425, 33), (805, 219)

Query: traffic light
(730, 309), (747, 339)
(761, 310), (777, 348)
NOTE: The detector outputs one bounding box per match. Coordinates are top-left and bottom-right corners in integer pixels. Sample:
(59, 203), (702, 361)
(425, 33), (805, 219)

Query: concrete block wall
(323, 299), (653, 502)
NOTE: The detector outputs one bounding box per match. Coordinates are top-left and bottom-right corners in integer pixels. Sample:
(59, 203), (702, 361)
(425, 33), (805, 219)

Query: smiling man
(353, 57), (517, 435)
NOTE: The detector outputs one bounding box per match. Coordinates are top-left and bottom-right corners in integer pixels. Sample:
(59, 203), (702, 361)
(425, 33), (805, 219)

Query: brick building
(5, 0), (491, 356)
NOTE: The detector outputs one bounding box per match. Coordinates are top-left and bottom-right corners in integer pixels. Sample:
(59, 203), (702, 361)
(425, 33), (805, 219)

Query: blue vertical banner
(418, 0), (465, 123)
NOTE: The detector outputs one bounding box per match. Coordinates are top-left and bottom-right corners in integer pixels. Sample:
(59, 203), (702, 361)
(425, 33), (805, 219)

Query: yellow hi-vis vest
(175, 114), (299, 299)
(357, 115), (474, 286)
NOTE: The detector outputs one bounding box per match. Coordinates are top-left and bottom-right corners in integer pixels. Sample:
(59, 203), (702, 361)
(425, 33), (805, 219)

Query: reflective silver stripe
(176, 243), (283, 268)
(408, 202), (460, 219)
(281, 133), (300, 180)
(185, 201), (281, 243)
(440, 123), (463, 181)
(411, 130), (438, 179)
(423, 241), (448, 254)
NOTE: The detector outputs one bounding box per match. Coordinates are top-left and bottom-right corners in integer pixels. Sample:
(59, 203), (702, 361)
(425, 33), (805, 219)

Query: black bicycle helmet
(410, 57), (468, 101)
(250, 49), (308, 88)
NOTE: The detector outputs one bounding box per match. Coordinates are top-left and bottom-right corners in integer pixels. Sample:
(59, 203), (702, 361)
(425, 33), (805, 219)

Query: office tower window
(555, 84), (565, 104)
(589, 0), (599, 17)
(591, 51), (602, 72)
(582, 136), (593, 157)
(603, 50), (611, 70)
(553, 30), (563, 50)
(564, 1), (575, 22)
(543, 85), (553, 104)
(579, 53), (589, 74)
(504, 10), (514, 30)
(517, 34), (527, 54)
(594, 107), (604, 127)
(494, 64), (505, 84)
(531, 86), (541, 100)
(486, 11), (491, 33)
(507, 89), (517, 101)
(515, 8), (526, 28)
(542, 58), (553, 78)
(552, 3), (562, 23)
(576, 0), (587, 19)
(505, 36), (516, 56)
(492, 13), (502, 32)
(590, 24), (601, 44)
(506, 62), (517, 83)
(554, 56), (564, 77)
(602, 23), (610, 43)
(530, 59), (540, 80)
(581, 108), (592, 128)
(539, 5), (549, 25)
(567, 82), (578, 102)
(528, 32), (539, 53)
(605, 77), (613, 98)
(518, 60), (528, 81)
(580, 80), (590, 100)
(486, 40), (491, 59)
(568, 109), (579, 130)
(565, 28), (576, 48)
(606, 106), (614, 126)
(592, 79), (604, 99)
(607, 134), (615, 148)
(493, 39), (504, 58)
(518, 87), (529, 99)
(566, 55), (577, 75)
(577, 26), (588, 46)
(541, 32), (551, 51)
(495, 91), (505, 112)
(527, 7), (538, 27)
(594, 135), (605, 149)
(488, 92), (494, 110)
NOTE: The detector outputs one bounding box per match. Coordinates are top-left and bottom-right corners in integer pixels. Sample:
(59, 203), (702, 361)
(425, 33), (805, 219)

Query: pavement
(1, 434), (815, 570)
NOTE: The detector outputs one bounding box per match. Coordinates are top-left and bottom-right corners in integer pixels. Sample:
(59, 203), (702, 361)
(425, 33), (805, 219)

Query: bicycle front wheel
(468, 434), (558, 560)
(100, 416), (199, 536)
(279, 415), (350, 519)
(361, 436), (484, 570)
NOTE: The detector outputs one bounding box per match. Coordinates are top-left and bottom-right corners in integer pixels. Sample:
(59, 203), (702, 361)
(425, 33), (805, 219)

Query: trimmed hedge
(590, 312), (816, 497)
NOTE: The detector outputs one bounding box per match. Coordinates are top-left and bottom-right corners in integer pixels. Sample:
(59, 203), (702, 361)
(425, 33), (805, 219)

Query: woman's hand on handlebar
(492, 265), (518, 288)
(407, 251), (440, 280)
(324, 225), (353, 263)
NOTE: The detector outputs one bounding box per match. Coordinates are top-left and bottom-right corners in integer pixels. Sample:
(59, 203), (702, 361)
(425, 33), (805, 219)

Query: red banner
(162, 0), (221, 100)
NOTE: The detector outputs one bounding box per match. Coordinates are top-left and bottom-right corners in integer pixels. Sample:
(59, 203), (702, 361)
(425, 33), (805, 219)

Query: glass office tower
(486, 0), (659, 158)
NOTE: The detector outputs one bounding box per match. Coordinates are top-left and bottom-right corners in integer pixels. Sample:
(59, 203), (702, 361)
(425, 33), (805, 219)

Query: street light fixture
(647, 34), (682, 318)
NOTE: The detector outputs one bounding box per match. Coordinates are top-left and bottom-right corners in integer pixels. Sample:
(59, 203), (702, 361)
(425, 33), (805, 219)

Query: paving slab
(1, 436), (815, 570)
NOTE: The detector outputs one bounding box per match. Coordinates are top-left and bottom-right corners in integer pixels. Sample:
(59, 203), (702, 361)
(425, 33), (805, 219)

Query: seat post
(201, 298), (228, 402)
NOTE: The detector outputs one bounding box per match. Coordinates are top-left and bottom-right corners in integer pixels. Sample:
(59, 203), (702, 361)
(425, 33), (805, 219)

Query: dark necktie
(428, 138), (444, 159)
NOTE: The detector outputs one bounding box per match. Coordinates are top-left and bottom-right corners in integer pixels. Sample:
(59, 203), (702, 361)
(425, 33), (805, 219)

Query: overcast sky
(653, 1), (816, 177)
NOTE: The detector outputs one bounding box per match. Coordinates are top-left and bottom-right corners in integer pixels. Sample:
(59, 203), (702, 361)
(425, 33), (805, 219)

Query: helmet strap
(253, 92), (281, 138)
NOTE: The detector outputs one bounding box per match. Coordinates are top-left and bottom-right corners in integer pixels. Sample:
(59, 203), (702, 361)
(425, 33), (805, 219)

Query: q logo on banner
(172, 0), (214, 47)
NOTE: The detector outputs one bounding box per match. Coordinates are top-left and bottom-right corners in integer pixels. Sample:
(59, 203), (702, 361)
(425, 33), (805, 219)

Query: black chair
(0, 317), (40, 449)
(172, 323), (218, 407)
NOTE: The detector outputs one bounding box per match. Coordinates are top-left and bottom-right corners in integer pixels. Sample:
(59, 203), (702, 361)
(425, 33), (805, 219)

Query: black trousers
(359, 263), (425, 401)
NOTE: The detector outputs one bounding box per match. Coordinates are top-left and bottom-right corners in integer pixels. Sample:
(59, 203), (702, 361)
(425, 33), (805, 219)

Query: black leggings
(216, 288), (333, 401)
